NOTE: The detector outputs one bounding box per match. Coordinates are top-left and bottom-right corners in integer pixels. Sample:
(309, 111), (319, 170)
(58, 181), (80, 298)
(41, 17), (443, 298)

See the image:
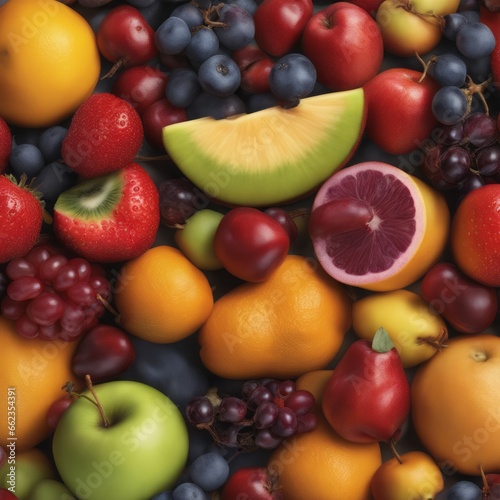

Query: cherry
(221, 467), (283, 500)
(141, 98), (187, 151)
(111, 65), (168, 116)
(233, 45), (275, 94)
(213, 207), (290, 282)
(97, 5), (157, 78)
(71, 324), (136, 382)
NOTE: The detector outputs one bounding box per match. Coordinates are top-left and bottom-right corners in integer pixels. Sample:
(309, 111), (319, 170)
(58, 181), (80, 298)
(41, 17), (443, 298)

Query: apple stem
(389, 439), (403, 464)
(85, 375), (111, 428)
(480, 464), (490, 499)
(100, 57), (127, 80)
(416, 328), (448, 351)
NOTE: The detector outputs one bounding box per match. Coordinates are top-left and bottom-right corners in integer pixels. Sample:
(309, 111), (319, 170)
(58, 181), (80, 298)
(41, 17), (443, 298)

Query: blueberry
(446, 479), (482, 499)
(10, 143), (45, 178)
(155, 17), (191, 55)
(197, 54), (241, 97)
(34, 161), (78, 202)
(189, 452), (230, 492)
(172, 482), (207, 500)
(38, 126), (67, 164)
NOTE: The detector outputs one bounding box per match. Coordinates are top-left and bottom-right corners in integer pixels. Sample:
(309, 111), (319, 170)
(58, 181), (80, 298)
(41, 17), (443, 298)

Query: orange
(0, 315), (79, 452)
(198, 255), (352, 379)
(270, 368), (382, 500)
(113, 245), (214, 343)
(0, 0), (100, 127)
(411, 334), (500, 475)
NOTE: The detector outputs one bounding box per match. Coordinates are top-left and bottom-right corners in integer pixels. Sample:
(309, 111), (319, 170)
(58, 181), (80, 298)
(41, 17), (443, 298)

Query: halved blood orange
(309, 161), (450, 291)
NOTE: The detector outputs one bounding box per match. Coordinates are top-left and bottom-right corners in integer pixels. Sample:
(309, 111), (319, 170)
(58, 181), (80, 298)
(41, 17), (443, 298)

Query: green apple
(28, 479), (76, 500)
(376, 0), (460, 57)
(174, 208), (224, 271)
(52, 380), (189, 500)
(0, 448), (55, 500)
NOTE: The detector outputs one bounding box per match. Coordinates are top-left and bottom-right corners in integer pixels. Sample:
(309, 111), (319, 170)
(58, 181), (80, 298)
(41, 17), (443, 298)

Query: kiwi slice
(54, 171), (123, 220)
(162, 89), (366, 207)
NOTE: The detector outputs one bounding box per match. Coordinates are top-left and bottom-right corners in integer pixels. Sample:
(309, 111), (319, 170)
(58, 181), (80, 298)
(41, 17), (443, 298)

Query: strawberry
(0, 175), (44, 263)
(53, 162), (159, 263)
(61, 93), (144, 178)
(0, 117), (12, 173)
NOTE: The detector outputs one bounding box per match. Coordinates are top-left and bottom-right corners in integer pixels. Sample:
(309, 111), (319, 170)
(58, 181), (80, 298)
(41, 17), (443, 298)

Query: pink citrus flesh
(309, 161), (450, 291)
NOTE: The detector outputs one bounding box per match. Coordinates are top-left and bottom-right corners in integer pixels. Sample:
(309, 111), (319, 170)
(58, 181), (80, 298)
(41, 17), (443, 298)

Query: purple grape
(186, 396), (215, 426)
(254, 429), (283, 449)
(241, 379), (260, 399)
(253, 401), (279, 429)
(246, 385), (273, 410)
(476, 144), (500, 176)
(284, 390), (316, 416)
(218, 424), (241, 448)
(218, 397), (247, 423)
(264, 208), (299, 244)
(438, 121), (465, 146)
(272, 407), (297, 438)
(213, 4), (255, 50)
(296, 413), (318, 433)
(277, 380), (296, 398)
(439, 146), (471, 185)
(458, 173), (485, 196)
(159, 178), (208, 227)
(463, 113), (498, 147)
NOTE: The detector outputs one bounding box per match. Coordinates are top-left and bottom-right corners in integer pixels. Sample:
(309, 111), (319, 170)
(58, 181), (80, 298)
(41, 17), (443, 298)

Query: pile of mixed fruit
(2, 0), (500, 498)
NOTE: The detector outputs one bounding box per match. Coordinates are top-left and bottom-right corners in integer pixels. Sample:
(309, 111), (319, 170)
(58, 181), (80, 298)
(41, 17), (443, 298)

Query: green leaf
(372, 327), (395, 353)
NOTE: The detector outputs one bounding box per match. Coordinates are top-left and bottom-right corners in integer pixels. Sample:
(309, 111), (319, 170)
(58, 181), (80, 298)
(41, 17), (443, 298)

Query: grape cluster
(429, 6), (495, 125)
(185, 378), (318, 452)
(7, 126), (77, 203)
(0, 244), (111, 341)
(423, 112), (500, 195)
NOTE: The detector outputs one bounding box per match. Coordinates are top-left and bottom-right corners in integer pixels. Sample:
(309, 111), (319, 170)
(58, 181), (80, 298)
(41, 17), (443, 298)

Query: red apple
(363, 67), (441, 155)
(451, 184), (500, 287)
(142, 98), (187, 152)
(221, 467), (283, 500)
(0, 117), (12, 173)
(254, 0), (314, 57)
(46, 396), (75, 430)
(301, 2), (384, 91)
(111, 65), (168, 116)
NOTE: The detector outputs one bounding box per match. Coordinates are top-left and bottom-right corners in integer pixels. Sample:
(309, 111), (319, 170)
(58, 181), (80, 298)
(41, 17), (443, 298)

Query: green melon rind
(162, 89), (365, 207)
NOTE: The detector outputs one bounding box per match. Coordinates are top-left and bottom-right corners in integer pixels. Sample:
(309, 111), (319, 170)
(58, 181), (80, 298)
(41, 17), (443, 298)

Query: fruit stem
(85, 375), (111, 427)
(416, 329), (448, 351)
(480, 464), (490, 499)
(203, 4), (227, 29)
(463, 76), (492, 116)
(63, 377), (110, 427)
(389, 439), (403, 464)
(394, 0), (445, 28)
(101, 58), (127, 80)
(415, 52), (436, 83)
(96, 294), (121, 324)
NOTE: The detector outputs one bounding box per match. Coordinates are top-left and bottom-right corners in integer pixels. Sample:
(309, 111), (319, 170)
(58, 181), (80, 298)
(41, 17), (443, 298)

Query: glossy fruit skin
(142, 98), (187, 152)
(421, 262), (498, 334)
(111, 65), (168, 115)
(322, 337), (410, 443)
(198, 255), (352, 379)
(71, 324), (135, 382)
(345, 0), (384, 13)
(0, 118), (11, 173)
(376, 0), (460, 57)
(451, 185), (500, 286)
(53, 163), (160, 263)
(0, 176), (43, 264)
(0, 0), (100, 128)
(480, 7), (500, 89)
(62, 93), (144, 178)
(363, 69), (441, 155)
(97, 5), (157, 69)
(253, 0), (314, 57)
(370, 451), (444, 500)
(411, 334), (500, 475)
(221, 467), (283, 500)
(302, 2), (384, 91)
(233, 45), (275, 94)
(0, 316), (80, 452)
(52, 380), (189, 500)
(213, 207), (290, 282)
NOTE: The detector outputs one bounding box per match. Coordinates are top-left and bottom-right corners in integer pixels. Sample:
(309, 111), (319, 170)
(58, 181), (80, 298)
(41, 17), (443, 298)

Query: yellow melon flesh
(162, 89), (366, 206)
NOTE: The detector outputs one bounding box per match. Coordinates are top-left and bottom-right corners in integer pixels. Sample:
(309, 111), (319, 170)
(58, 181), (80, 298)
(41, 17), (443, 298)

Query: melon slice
(162, 89), (366, 206)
